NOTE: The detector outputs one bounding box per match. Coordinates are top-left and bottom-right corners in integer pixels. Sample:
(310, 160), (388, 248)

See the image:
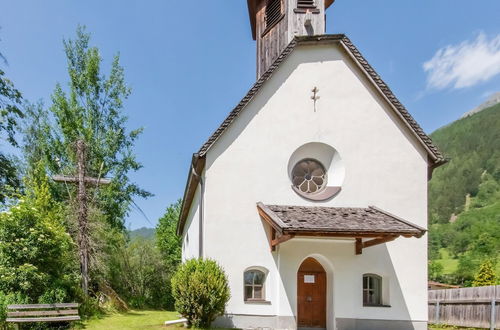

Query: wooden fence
(429, 285), (499, 329)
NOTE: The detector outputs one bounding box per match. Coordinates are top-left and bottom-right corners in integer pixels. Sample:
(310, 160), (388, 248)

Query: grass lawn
(77, 310), (233, 329)
(435, 248), (500, 276)
(429, 326), (482, 330)
(77, 310), (179, 329)
(435, 248), (459, 274)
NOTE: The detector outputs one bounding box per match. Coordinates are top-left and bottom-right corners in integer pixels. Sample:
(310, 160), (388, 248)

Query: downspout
(191, 154), (204, 258)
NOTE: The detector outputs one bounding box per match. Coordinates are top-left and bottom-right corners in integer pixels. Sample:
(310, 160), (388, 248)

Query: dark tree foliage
(23, 26), (151, 229)
(0, 44), (23, 203)
(107, 235), (174, 310)
(156, 200), (182, 272)
(0, 57), (23, 147)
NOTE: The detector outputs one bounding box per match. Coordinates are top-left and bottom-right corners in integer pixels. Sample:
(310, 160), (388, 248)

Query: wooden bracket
(355, 236), (398, 255)
(271, 234), (295, 251)
(355, 238), (363, 255)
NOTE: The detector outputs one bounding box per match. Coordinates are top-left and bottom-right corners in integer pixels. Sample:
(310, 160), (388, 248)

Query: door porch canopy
(256, 202), (426, 255)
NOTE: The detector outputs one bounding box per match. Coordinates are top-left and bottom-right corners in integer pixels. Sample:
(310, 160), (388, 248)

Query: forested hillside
(129, 227), (155, 241)
(428, 102), (500, 286)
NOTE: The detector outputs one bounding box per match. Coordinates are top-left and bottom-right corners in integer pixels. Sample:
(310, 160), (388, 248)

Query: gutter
(191, 157), (205, 258)
(177, 154), (206, 258)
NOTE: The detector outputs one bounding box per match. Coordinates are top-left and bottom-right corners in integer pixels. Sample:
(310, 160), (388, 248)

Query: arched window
(244, 269), (266, 301)
(265, 0), (283, 30)
(363, 274), (382, 306)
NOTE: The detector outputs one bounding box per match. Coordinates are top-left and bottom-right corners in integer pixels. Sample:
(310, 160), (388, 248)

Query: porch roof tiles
(257, 203), (426, 237)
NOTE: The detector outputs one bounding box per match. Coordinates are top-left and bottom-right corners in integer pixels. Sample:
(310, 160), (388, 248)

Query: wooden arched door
(297, 257), (327, 329)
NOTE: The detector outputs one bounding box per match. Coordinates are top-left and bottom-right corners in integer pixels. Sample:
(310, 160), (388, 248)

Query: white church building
(177, 1), (445, 329)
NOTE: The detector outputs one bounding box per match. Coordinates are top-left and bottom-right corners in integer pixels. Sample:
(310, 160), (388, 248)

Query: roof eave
(176, 154), (206, 236)
(258, 203), (427, 238)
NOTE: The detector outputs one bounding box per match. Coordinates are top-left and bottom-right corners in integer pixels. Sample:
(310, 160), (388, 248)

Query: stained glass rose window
(291, 159), (327, 194)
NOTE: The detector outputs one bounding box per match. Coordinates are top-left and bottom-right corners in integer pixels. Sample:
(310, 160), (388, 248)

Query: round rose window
(291, 159), (327, 194)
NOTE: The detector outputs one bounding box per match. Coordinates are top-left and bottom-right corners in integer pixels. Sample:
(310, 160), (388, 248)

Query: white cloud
(423, 32), (500, 90)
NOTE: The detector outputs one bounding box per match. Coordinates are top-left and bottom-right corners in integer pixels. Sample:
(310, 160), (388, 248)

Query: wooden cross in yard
(53, 139), (111, 296)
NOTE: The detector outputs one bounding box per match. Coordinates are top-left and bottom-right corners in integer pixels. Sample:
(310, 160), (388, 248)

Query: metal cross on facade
(311, 87), (320, 112)
(53, 139), (111, 296)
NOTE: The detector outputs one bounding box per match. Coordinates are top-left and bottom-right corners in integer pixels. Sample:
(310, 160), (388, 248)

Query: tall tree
(23, 26), (150, 229)
(0, 40), (23, 203)
(156, 200), (182, 272)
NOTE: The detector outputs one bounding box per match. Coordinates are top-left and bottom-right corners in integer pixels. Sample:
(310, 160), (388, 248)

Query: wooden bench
(6, 303), (80, 328)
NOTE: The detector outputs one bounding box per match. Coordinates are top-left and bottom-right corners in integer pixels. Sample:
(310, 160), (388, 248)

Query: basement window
(264, 0), (284, 33)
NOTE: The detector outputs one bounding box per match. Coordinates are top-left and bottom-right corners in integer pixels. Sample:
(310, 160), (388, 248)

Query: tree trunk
(77, 139), (90, 296)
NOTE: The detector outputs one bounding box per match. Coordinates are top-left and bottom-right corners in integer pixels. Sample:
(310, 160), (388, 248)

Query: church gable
(198, 35), (443, 163)
(178, 34), (444, 235)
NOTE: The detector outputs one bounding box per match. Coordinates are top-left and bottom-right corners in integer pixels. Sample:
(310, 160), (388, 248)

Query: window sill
(244, 300), (272, 305)
(363, 304), (391, 308)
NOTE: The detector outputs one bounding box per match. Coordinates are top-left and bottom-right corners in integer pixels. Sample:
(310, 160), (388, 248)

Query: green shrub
(0, 180), (78, 302)
(171, 258), (230, 328)
(0, 291), (29, 327)
(473, 259), (497, 287)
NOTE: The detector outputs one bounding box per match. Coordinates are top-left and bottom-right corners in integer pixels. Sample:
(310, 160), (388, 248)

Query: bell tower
(247, 0), (335, 78)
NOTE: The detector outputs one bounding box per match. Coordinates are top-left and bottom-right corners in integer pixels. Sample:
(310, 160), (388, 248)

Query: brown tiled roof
(257, 203), (426, 237)
(198, 35), (444, 163)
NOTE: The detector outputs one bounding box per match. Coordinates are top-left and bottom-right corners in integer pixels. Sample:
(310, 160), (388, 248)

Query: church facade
(177, 1), (445, 329)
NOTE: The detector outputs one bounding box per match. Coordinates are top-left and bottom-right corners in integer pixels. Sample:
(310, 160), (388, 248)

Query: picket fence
(428, 285), (500, 329)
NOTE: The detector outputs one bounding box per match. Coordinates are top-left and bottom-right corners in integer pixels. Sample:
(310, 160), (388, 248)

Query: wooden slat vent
(265, 0), (283, 29)
(297, 0), (316, 8)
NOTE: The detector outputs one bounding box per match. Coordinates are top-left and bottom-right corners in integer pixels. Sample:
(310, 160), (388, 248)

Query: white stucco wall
(181, 185), (201, 261)
(182, 43), (429, 328)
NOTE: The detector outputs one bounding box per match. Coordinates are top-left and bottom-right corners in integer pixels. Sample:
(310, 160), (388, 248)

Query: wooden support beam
(271, 234), (295, 249)
(355, 236), (398, 255)
(355, 238), (362, 255)
(363, 236), (398, 249)
(270, 228), (277, 252)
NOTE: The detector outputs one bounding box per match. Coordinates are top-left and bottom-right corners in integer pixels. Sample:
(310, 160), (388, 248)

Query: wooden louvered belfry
(252, 0), (331, 78)
(265, 0), (283, 30)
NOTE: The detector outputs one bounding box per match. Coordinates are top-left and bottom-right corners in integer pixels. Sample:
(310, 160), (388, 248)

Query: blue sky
(1, 1), (499, 229)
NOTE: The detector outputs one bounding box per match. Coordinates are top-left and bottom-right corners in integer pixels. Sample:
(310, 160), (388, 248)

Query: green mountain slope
(429, 102), (500, 224)
(129, 227), (155, 241)
(428, 103), (500, 285)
